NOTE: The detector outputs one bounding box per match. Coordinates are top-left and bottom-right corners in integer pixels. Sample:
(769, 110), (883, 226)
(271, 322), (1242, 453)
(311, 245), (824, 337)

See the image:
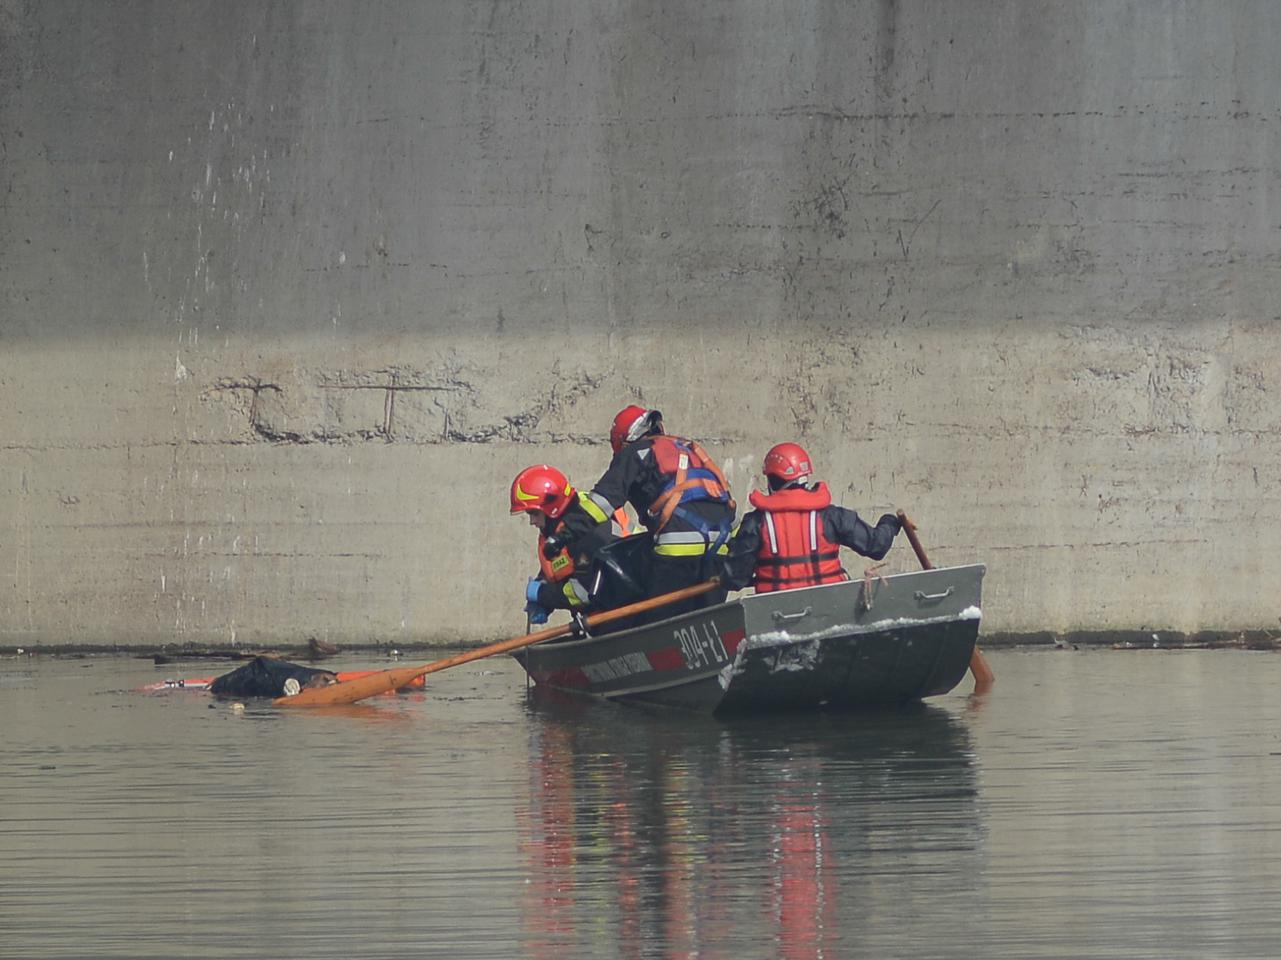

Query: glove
(523, 577), (552, 624)
(541, 535), (564, 560)
(877, 513), (903, 534)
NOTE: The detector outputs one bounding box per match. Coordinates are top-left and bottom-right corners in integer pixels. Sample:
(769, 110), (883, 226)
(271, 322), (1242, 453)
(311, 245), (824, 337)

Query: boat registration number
(674, 620), (728, 670)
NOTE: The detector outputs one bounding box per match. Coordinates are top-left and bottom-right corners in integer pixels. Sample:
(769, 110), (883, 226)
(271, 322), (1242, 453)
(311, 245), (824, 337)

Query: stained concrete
(2, 1), (1278, 647)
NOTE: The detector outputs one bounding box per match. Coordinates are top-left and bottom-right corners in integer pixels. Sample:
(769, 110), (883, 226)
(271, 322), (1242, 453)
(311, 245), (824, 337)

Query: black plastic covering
(207, 656), (338, 699)
(586, 533), (652, 610)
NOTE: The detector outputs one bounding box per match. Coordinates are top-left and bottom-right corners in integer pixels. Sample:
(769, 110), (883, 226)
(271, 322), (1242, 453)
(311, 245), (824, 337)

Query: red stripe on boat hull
(723, 628), (745, 655)
(646, 647), (685, 671)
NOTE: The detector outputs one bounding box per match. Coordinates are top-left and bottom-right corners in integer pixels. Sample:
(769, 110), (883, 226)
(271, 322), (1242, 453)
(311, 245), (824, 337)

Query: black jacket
(532, 497), (621, 610)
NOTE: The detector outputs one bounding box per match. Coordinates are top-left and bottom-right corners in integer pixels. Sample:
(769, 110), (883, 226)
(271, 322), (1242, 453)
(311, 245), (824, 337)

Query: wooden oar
(274, 579), (722, 707)
(896, 510), (995, 691)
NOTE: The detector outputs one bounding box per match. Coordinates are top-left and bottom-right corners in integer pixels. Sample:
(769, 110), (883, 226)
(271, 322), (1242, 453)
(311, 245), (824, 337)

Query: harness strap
(647, 439), (735, 533)
(654, 508), (733, 557)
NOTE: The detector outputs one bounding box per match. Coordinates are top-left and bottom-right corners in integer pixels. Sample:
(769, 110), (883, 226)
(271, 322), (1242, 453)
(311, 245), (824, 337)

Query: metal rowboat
(512, 564), (985, 713)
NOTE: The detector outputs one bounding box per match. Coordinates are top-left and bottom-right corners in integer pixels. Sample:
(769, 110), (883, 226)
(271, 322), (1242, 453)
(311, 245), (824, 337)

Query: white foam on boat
(745, 605), (982, 651)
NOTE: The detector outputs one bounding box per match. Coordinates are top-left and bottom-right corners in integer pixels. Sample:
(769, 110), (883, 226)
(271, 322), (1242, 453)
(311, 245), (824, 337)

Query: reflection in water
(517, 691), (980, 958)
(273, 697), (425, 724)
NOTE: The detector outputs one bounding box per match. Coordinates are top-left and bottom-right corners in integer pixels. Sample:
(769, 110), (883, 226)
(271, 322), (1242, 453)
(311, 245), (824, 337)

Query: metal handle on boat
(913, 587), (955, 602)
(772, 606), (813, 622)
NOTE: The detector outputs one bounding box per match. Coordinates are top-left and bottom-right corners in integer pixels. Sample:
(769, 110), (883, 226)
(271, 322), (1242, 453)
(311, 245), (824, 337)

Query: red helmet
(762, 442), (813, 484)
(510, 465), (575, 519)
(610, 405), (661, 454)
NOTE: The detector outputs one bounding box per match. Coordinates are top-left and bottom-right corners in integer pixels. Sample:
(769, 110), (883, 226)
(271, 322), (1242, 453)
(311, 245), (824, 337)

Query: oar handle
(896, 510), (933, 570)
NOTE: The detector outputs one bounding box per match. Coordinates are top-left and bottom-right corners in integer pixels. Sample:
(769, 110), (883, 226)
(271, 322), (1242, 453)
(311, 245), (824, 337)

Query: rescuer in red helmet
(510, 464), (631, 623)
(720, 442), (902, 593)
(589, 405), (735, 617)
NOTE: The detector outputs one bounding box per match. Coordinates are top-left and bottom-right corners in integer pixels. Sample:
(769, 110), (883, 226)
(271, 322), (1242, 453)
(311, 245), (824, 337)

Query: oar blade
(898, 508), (994, 688)
(969, 647), (995, 690)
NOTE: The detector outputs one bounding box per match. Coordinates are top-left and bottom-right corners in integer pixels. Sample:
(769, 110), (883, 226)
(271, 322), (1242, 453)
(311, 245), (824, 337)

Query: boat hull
(513, 564), (984, 713)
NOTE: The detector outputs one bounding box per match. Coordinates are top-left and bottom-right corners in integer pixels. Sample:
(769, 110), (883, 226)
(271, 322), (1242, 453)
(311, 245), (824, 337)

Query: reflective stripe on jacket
(559, 578), (591, 607)
(654, 530), (732, 558)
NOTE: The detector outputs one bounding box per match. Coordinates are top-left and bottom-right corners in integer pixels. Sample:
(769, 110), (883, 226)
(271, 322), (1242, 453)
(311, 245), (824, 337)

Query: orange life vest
(646, 435), (735, 533)
(538, 535), (577, 583)
(749, 482), (847, 593)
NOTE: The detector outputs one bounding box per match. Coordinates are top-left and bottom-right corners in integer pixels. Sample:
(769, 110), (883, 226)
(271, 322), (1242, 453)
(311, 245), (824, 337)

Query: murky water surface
(4, 649), (1281, 959)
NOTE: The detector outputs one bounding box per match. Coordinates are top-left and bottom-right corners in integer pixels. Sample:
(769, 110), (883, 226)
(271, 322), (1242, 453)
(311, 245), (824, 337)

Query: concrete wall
(2, 0), (1278, 647)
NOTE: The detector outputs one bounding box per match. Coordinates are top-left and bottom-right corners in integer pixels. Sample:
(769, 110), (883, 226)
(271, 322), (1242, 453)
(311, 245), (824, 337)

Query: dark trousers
(642, 553), (728, 622)
(589, 544), (727, 634)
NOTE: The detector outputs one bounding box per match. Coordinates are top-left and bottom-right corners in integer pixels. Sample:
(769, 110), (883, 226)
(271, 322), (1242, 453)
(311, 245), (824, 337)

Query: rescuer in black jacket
(584, 406), (735, 618)
(510, 464), (630, 624)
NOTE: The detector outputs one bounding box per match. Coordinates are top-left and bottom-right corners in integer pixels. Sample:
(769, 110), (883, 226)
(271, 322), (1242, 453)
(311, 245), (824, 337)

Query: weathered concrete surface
(2, 1), (1279, 647)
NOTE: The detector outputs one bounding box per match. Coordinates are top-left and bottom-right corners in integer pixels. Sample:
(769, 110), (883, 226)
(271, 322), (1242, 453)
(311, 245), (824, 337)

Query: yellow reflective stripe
(578, 491), (610, 524)
(653, 542), (730, 557)
(562, 580), (589, 606)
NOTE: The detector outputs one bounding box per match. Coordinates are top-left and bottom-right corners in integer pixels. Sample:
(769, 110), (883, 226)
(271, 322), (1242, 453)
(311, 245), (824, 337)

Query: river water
(3, 648), (1281, 959)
